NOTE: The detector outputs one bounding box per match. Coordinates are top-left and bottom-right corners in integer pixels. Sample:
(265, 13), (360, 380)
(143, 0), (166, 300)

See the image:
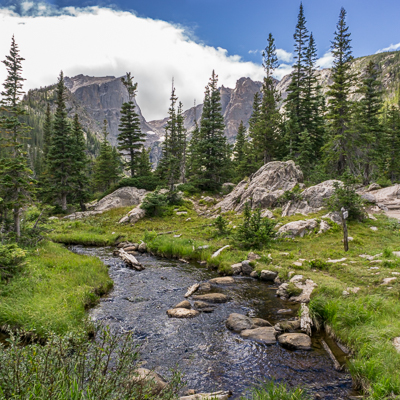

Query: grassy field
(46, 200), (400, 399)
(0, 241), (113, 336)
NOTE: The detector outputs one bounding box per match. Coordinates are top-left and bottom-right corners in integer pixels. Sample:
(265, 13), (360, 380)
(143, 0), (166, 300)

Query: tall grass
(0, 241), (113, 335)
(242, 381), (311, 400)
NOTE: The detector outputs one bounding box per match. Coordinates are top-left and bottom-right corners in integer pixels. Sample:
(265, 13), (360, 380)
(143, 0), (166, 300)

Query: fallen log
(118, 248), (144, 271)
(320, 338), (343, 371)
(300, 303), (313, 336)
(184, 283), (200, 298)
(180, 391), (231, 400)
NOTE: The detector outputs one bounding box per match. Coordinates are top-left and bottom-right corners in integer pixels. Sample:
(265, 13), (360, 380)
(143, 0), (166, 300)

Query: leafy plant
(0, 243), (26, 281)
(234, 203), (276, 249)
(140, 190), (169, 217)
(325, 170), (366, 221)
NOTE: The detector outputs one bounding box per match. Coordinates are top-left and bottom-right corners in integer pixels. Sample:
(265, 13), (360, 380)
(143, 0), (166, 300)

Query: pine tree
(92, 120), (121, 193)
(47, 71), (75, 211)
(354, 61), (384, 183)
(117, 73), (145, 177)
(233, 121), (246, 178)
(324, 7), (356, 175)
(42, 103), (52, 162)
(191, 71), (230, 191)
(186, 112), (201, 181)
(253, 34), (281, 164)
(136, 146), (153, 178)
(71, 114), (90, 210)
(177, 101), (187, 183)
(285, 3), (309, 155)
(0, 36), (35, 237)
(384, 104), (400, 182)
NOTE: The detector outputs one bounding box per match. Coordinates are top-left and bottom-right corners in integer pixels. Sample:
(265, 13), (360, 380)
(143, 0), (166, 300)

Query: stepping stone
(240, 327), (276, 345)
(174, 300), (191, 309)
(209, 277), (235, 284)
(192, 293), (229, 303)
(167, 308), (199, 318)
(278, 333), (312, 350)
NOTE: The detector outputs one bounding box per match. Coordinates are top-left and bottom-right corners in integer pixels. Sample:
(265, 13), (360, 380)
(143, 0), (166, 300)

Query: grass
(241, 380), (311, 400)
(0, 241), (113, 336)
(45, 199), (400, 398)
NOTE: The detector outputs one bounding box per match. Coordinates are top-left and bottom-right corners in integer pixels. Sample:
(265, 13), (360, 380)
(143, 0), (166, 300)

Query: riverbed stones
(226, 313), (253, 332)
(192, 293), (229, 303)
(241, 260), (254, 276)
(260, 270), (278, 281)
(240, 327), (277, 344)
(251, 317), (272, 327)
(278, 333), (312, 350)
(174, 300), (191, 309)
(248, 252), (261, 261)
(167, 308), (199, 318)
(250, 271), (259, 278)
(197, 282), (211, 293)
(131, 368), (167, 392)
(209, 276), (235, 284)
(138, 242), (147, 253)
(277, 319), (301, 332)
(231, 263), (242, 275)
(277, 283), (289, 299)
(194, 301), (215, 313)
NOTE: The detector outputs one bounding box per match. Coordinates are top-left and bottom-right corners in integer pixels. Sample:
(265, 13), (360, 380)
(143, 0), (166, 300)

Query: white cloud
(376, 42), (400, 54)
(316, 51), (334, 69)
(0, 3), (265, 120)
(273, 64), (293, 80)
(248, 49), (260, 55)
(276, 48), (293, 63)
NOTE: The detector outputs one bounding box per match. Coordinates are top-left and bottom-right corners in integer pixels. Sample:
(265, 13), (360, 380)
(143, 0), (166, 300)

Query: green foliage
(276, 184), (303, 206)
(213, 215), (229, 235)
(235, 203), (276, 249)
(0, 243), (26, 281)
(325, 171), (366, 221)
(308, 259), (329, 271)
(242, 380), (311, 400)
(176, 183), (199, 195)
(0, 326), (183, 400)
(143, 230), (157, 243)
(140, 190), (169, 217)
(286, 282), (303, 297)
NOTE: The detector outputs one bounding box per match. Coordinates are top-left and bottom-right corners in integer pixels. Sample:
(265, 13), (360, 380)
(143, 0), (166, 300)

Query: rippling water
(71, 245), (355, 399)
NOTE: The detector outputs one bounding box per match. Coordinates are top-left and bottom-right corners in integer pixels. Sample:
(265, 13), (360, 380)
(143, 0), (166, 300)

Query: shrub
(176, 183), (199, 195)
(0, 326), (183, 399)
(276, 184), (303, 206)
(213, 215), (229, 235)
(0, 243), (26, 281)
(234, 203), (276, 249)
(140, 190), (169, 217)
(325, 170), (366, 221)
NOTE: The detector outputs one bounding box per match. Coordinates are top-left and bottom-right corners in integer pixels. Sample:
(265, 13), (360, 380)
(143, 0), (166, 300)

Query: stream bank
(71, 245), (356, 399)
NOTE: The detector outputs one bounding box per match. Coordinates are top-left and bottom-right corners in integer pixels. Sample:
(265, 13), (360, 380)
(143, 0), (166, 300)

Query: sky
(0, 0), (399, 120)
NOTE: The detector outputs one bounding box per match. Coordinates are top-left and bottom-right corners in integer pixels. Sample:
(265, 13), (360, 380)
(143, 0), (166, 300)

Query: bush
(0, 326), (183, 400)
(140, 190), (169, 217)
(176, 183), (199, 195)
(325, 171), (366, 221)
(276, 184), (303, 206)
(234, 203), (276, 249)
(213, 215), (229, 235)
(0, 243), (26, 281)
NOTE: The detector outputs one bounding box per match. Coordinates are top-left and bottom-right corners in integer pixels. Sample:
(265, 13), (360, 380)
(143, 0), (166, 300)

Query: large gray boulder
(119, 207), (146, 224)
(277, 219), (318, 238)
(90, 187), (147, 212)
(282, 180), (340, 217)
(240, 327), (277, 344)
(215, 161), (303, 212)
(226, 313), (253, 332)
(278, 333), (312, 350)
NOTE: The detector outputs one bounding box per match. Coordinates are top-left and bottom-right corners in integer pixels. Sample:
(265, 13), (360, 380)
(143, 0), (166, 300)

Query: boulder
(367, 183), (381, 191)
(138, 242), (147, 253)
(226, 313), (254, 332)
(231, 263), (242, 275)
(260, 270), (278, 281)
(119, 207), (146, 224)
(174, 300), (191, 309)
(289, 279), (317, 303)
(248, 252), (261, 261)
(240, 327), (277, 345)
(215, 161), (303, 212)
(281, 180), (341, 216)
(241, 260), (254, 276)
(277, 283), (289, 298)
(277, 219), (318, 238)
(197, 282), (211, 293)
(209, 277), (235, 284)
(261, 209), (274, 218)
(250, 271), (259, 278)
(278, 333), (312, 350)
(131, 368), (167, 392)
(318, 220), (331, 234)
(322, 212), (342, 225)
(194, 301), (216, 313)
(167, 308), (199, 318)
(91, 187), (147, 212)
(251, 317), (272, 327)
(361, 193), (376, 203)
(192, 293), (229, 303)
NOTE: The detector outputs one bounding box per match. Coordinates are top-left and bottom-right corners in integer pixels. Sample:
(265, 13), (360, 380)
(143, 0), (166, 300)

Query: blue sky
(0, 0), (399, 119)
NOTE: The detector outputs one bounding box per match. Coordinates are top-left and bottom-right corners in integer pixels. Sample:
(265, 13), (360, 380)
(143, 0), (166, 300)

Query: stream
(71, 245), (355, 399)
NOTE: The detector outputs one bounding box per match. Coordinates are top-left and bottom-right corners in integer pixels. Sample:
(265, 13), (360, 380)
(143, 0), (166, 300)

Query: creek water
(71, 245), (355, 399)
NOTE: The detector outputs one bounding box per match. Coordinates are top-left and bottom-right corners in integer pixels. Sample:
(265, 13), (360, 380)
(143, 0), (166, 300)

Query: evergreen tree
(92, 120), (121, 193)
(71, 114), (90, 210)
(117, 73), (145, 177)
(42, 103), (52, 163)
(353, 61), (384, 183)
(233, 121), (247, 179)
(191, 71), (230, 191)
(177, 101), (187, 183)
(47, 71), (75, 211)
(324, 7), (356, 175)
(0, 36), (35, 237)
(253, 34), (281, 164)
(285, 3), (309, 155)
(136, 146), (153, 178)
(186, 110), (201, 181)
(384, 104), (400, 182)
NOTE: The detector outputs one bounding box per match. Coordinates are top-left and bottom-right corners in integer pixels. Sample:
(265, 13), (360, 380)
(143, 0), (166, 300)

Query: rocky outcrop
(90, 187), (147, 212)
(119, 206), (146, 224)
(215, 161), (303, 213)
(281, 180), (340, 217)
(277, 219), (318, 238)
(362, 184), (400, 220)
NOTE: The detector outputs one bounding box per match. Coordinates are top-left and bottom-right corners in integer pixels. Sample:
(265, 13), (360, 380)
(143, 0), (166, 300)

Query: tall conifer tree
(0, 36), (34, 237)
(117, 73), (145, 177)
(384, 104), (400, 182)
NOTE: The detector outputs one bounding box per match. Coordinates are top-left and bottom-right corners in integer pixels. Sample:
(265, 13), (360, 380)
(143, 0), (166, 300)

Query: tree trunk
(61, 193), (67, 211)
(13, 207), (20, 238)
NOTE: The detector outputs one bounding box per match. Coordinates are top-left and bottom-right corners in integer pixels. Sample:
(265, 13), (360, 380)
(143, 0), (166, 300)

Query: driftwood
(184, 283), (200, 298)
(157, 230), (179, 236)
(320, 338), (343, 371)
(211, 245), (230, 259)
(180, 391), (231, 400)
(118, 249), (144, 271)
(300, 303), (313, 336)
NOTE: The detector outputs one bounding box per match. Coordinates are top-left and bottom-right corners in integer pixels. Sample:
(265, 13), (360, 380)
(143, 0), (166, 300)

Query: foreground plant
(0, 326), (183, 400)
(242, 380), (311, 400)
